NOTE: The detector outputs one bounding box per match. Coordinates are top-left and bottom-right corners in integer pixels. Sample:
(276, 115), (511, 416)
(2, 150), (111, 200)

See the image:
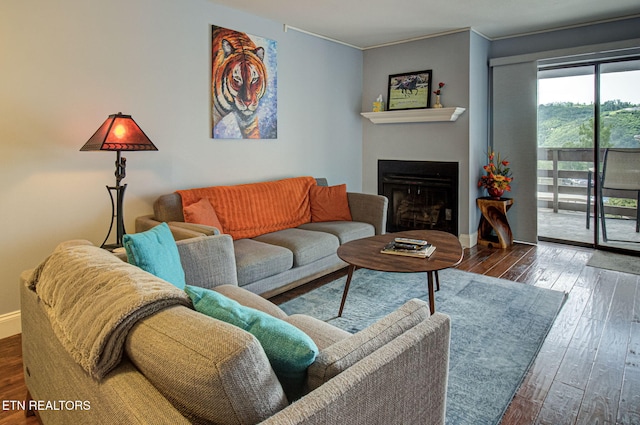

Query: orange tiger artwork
(212, 27), (268, 139)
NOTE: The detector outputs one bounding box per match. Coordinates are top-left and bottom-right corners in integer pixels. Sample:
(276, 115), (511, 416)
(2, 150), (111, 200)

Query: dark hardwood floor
(2, 241), (639, 425)
(0, 334), (38, 425)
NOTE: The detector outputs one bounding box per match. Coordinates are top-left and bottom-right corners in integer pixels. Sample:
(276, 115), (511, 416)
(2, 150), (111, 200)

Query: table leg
(427, 271), (435, 314)
(338, 265), (356, 317)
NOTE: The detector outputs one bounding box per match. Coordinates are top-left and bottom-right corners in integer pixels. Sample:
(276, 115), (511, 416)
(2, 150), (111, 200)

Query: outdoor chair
(586, 148), (640, 242)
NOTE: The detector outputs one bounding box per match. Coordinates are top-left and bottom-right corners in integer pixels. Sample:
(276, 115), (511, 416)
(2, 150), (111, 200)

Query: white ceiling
(210, 0), (640, 49)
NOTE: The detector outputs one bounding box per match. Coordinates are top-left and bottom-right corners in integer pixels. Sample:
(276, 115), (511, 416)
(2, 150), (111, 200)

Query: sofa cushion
(122, 222), (186, 289)
(298, 221), (375, 244)
(234, 239), (293, 286)
(177, 176), (316, 240)
(309, 184), (352, 222)
(307, 298), (430, 391)
(254, 228), (340, 267)
(182, 198), (224, 232)
(176, 235), (239, 288)
(126, 305), (288, 424)
(185, 285), (318, 401)
(153, 192), (185, 222)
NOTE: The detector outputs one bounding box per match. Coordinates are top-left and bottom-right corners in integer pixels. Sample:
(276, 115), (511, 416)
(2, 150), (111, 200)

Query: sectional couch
(135, 177), (388, 297)
(21, 236), (451, 424)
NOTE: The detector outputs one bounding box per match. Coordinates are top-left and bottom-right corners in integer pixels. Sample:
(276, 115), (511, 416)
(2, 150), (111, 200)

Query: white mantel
(361, 107), (466, 124)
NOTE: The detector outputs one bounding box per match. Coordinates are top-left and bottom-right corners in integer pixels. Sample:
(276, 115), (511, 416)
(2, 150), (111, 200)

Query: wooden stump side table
(477, 197), (514, 248)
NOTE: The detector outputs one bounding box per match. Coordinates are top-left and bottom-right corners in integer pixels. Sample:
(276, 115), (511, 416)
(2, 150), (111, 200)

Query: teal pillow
(185, 285), (318, 400)
(123, 223), (186, 290)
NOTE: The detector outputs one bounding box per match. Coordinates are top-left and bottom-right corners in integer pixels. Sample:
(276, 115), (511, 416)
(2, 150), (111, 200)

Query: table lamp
(80, 112), (157, 250)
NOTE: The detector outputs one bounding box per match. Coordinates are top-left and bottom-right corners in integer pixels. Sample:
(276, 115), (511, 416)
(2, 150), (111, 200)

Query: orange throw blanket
(177, 176), (316, 240)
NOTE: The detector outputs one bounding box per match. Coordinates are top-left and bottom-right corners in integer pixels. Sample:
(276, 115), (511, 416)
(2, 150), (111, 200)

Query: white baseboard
(0, 310), (21, 339)
(459, 232), (477, 249)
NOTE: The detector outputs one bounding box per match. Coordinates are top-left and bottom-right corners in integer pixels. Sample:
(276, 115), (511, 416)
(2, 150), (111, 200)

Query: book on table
(381, 239), (436, 258)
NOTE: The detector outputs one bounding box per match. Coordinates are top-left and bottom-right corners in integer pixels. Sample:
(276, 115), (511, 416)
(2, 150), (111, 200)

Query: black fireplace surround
(378, 160), (458, 235)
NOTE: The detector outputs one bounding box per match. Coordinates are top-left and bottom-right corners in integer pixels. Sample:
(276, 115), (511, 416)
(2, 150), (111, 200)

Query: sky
(538, 70), (640, 105)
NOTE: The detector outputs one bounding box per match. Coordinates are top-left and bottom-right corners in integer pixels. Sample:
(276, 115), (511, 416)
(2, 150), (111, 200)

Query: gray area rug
(279, 268), (567, 425)
(587, 250), (640, 276)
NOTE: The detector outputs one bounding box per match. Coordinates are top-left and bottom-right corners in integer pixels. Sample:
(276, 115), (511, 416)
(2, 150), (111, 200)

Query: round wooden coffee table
(337, 230), (463, 316)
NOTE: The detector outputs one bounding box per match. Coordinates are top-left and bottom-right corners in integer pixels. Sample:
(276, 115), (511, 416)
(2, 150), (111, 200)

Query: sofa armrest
(347, 192), (388, 235)
(261, 312), (450, 425)
(135, 214), (162, 233)
(306, 298), (430, 390)
(135, 215), (218, 241)
(176, 235), (239, 288)
(168, 221), (220, 236)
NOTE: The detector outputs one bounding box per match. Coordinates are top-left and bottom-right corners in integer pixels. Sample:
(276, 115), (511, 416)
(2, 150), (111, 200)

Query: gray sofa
(21, 236), (451, 424)
(135, 178), (388, 297)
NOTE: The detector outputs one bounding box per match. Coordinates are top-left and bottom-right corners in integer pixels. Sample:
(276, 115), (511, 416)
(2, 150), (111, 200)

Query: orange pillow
(183, 198), (224, 232)
(310, 184), (352, 222)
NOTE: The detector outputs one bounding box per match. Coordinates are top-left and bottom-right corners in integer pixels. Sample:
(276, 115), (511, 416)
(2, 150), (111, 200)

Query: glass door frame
(537, 56), (640, 256)
(594, 58), (640, 255)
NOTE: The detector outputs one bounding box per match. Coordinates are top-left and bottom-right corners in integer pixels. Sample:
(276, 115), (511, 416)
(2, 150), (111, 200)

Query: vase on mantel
(487, 187), (504, 199)
(433, 95), (443, 108)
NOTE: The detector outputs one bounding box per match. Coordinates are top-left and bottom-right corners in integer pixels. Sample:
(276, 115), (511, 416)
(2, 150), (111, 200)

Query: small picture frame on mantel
(386, 70), (432, 111)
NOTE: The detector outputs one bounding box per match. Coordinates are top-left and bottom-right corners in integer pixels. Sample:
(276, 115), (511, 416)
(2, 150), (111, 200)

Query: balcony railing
(537, 148), (638, 219)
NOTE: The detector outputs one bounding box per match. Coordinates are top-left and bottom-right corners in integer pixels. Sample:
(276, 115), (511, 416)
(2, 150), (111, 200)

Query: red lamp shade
(80, 112), (157, 152)
(80, 112), (157, 250)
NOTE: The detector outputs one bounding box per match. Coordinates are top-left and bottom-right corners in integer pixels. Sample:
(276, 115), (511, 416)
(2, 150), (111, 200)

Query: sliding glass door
(537, 65), (596, 246)
(597, 60), (640, 252)
(537, 58), (640, 253)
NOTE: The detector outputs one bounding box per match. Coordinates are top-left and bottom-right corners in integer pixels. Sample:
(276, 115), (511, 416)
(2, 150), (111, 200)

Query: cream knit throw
(27, 240), (191, 380)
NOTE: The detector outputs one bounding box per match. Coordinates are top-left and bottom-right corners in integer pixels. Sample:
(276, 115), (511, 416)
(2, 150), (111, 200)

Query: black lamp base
(100, 183), (127, 250)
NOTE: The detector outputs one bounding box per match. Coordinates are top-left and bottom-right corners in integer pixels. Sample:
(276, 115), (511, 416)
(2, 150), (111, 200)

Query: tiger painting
(211, 26), (271, 139)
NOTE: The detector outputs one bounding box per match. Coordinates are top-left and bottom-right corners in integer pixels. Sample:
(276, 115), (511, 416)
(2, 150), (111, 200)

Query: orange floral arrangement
(478, 151), (513, 191)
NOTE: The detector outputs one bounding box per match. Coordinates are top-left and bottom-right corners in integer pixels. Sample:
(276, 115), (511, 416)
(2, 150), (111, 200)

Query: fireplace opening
(378, 160), (458, 235)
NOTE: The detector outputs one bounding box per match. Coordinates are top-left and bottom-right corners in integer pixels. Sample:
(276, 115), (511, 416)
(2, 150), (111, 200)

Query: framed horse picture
(386, 70), (432, 111)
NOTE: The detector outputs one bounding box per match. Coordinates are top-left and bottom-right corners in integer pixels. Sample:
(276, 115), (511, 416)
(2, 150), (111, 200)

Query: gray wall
(491, 62), (539, 243)
(0, 0), (363, 320)
(362, 30), (489, 243)
(468, 32), (492, 238)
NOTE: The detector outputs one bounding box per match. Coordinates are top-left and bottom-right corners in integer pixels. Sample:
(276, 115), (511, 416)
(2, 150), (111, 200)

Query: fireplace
(378, 160), (458, 235)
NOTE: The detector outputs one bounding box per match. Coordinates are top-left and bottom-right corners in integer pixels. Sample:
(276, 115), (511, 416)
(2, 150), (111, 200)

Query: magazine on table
(381, 238), (436, 258)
